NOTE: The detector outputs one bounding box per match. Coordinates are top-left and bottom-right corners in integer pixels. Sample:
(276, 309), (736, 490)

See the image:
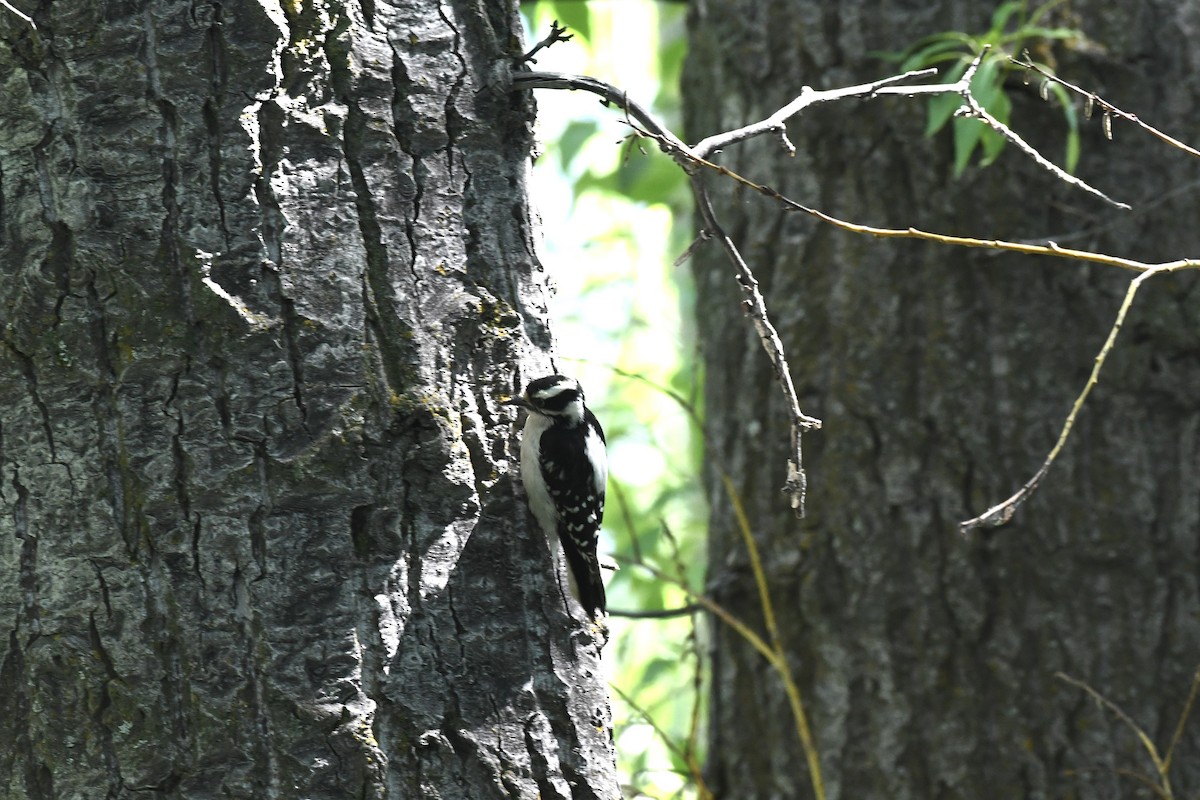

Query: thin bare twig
(692, 180), (819, 516)
(518, 19), (572, 65)
(1013, 54), (1200, 161)
(1056, 671), (1179, 800)
(512, 72), (690, 154)
(693, 48), (1127, 209)
(0, 0), (35, 29)
(962, 102), (1128, 209)
(607, 604), (699, 619)
(610, 683), (715, 800)
(960, 260), (1195, 532)
(673, 143), (1198, 530)
(1163, 665), (1200, 775)
(618, 121), (1199, 530)
(639, 134), (1165, 275)
(720, 472), (825, 800)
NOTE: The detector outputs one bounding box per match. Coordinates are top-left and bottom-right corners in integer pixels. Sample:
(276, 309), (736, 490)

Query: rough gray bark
(0, 2), (616, 798)
(686, 1), (1200, 798)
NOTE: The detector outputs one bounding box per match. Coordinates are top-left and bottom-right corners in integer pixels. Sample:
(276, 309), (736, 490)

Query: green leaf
(969, 54), (1002, 103)
(979, 129), (1006, 166)
(952, 116), (985, 176)
(639, 657), (675, 690)
(557, 120), (599, 172)
(953, 55), (1013, 171)
(1011, 25), (1080, 41)
(925, 61), (968, 137)
(876, 30), (973, 65)
(979, 93), (1012, 165)
(926, 92), (962, 137)
(1063, 128), (1081, 173)
(894, 0), (1088, 179)
(925, 92), (957, 138)
(618, 151), (687, 207)
(1048, 83), (1080, 172)
(570, 169), (617, 204)
(898, 38), (973, 72)
(971, 59), (1009, 117)
(988, 0), (1025, 36)
(1028, 0), (1070, 26)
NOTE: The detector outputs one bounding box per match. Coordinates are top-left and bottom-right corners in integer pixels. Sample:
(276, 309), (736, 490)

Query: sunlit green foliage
(520, 2), (705, 797)
(878, 0), (1084, 175)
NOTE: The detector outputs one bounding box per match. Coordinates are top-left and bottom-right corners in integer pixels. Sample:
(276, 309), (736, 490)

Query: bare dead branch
(513, 62), (1200, 530)
(692, 48), (1128, 208)
(673, 230), (712, 267)
(515, 70), (819, 516)
(690, 67), (940, 158)
(513, 72), (690, 155)
(660, 146), (1200, 531)
(692, 180), (819, 517)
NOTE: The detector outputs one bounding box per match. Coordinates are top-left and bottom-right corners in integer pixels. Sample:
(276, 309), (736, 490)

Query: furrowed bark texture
(0, 2), (616, 798)
(686, 1), (1200, 798)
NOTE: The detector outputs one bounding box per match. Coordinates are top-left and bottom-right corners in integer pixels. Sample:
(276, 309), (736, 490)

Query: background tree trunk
(0, 2), (616, 798)
(686, 1), (1200, 797)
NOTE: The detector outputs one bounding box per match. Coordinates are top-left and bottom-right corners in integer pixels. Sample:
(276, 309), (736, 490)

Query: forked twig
(1057, 667), (1200, 800)
(691, 66), (940, 158)
(950, 48), (1129, 209)
(518, 19), (572, 65)
(690, 47), (1127, 207)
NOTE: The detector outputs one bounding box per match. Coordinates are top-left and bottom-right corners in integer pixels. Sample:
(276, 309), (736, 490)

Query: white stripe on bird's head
(524, 375), (586, 423)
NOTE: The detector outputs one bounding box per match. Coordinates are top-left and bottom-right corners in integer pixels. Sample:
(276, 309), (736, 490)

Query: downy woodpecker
(509, 375), (608, 619)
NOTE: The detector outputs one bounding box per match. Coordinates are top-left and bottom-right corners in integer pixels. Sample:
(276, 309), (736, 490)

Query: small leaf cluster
(880, 0), (1085, 175)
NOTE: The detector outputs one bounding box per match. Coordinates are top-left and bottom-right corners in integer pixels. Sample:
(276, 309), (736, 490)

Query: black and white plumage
(509, 374), (608, 619)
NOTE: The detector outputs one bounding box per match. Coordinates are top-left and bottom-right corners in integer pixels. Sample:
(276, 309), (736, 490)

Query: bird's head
(507, 374), (586, 425)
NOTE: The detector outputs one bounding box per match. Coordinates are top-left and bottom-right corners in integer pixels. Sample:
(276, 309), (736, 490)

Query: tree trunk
(0, 2), (616, 798)
(686, 1), (1200, 798)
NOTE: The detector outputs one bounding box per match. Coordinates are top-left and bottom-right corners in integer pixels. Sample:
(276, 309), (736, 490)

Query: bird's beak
(503, 394), (530, 409)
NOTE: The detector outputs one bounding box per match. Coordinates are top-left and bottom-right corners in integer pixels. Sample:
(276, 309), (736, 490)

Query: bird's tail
(561, 541), (607, 620)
